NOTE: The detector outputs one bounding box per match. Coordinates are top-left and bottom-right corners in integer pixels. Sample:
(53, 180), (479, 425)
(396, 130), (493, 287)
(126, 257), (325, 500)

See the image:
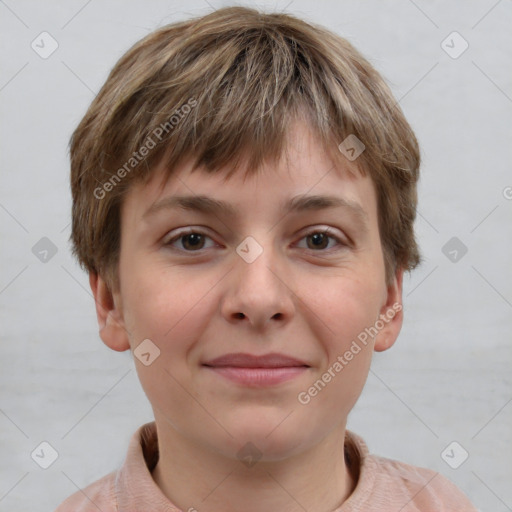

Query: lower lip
(203, 366), (308, 386)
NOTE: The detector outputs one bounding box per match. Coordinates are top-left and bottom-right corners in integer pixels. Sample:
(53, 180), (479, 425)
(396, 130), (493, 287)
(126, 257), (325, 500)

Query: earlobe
(374, 267), (404, 353)
(89, 273), (131, 352)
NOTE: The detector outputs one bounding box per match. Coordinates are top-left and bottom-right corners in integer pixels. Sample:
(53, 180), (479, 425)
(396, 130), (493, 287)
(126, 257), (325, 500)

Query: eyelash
(163, 227), (348, 254)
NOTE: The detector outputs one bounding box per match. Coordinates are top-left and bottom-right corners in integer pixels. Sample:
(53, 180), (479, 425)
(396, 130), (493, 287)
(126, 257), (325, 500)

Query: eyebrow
(143, 194), (368, 228)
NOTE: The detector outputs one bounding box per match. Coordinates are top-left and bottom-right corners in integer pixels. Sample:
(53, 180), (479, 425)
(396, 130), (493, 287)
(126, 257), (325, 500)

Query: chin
(221, 416), (316, 462)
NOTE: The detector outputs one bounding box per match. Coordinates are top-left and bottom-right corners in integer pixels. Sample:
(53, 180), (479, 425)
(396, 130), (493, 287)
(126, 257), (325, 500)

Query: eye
(296, 228), (346, 252)
(163, 229), (217, 252)
(163, 227), (347, 254)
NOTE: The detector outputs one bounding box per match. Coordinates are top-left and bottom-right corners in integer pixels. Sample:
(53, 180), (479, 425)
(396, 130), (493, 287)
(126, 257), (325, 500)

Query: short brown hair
(69, 6), (421, 291)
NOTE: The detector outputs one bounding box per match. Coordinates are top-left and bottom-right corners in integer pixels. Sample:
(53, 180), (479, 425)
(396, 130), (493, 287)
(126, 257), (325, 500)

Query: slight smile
(202, 353), (310, 387)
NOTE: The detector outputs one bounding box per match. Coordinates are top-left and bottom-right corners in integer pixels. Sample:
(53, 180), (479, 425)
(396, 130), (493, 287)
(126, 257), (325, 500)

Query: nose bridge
(235, 235), (281, 296)
(223, 234), (293, 327)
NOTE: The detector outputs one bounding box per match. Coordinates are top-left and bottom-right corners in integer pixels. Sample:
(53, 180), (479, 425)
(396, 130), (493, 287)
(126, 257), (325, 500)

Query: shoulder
(53, 422), (159, 511)
(369, 453), (477, 511)
(343, 431), (477, 511)
(54, 471), (117, 512)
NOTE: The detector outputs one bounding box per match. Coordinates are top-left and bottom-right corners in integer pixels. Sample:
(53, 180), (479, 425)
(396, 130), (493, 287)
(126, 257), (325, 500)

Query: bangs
(96, 20), (370, 192)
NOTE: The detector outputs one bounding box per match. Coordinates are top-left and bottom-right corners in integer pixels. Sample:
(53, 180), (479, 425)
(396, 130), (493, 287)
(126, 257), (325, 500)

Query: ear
(89, 272), (131, 352)
(374, 267), (404, 352)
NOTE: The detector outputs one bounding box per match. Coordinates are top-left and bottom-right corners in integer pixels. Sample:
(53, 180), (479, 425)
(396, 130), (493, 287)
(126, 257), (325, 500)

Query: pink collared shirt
(55, 422), (477, 511)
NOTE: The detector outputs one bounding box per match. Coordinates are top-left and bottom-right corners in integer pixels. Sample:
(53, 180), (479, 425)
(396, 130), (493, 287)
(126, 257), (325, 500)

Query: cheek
(122, 265), (217, 357)
(122, 268), (220, 423)
(296, 282), (379, 414)
(305, 275), (383, 352)
(297, 276), (381, 403)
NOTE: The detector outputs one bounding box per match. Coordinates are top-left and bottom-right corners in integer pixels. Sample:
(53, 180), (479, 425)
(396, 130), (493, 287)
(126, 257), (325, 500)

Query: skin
(90, 121), (404, 512)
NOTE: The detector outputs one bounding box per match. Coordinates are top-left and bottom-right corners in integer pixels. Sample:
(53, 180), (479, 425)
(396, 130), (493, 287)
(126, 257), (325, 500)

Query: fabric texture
(55, 422), (477, 511)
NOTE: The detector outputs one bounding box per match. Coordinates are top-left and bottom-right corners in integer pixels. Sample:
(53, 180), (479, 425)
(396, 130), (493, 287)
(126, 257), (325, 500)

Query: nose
(221, 240), (295, 331)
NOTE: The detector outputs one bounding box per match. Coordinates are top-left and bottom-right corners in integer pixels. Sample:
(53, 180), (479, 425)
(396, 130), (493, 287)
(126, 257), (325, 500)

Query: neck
(151, 420), (355, 512)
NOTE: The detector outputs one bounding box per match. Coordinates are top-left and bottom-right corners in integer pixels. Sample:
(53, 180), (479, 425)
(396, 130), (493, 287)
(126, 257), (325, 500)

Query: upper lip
(202, 353), (310, 368)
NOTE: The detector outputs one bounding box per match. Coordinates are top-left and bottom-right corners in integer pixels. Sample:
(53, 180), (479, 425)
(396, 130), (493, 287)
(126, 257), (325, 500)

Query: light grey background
(1, 0), (511, 510)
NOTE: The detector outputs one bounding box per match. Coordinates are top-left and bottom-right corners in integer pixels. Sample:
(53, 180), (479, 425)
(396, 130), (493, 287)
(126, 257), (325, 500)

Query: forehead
(121, 122), (377, 225)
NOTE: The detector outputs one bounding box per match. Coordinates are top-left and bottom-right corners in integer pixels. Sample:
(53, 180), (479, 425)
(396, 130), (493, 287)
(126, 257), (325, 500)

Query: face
(93, 121), (403, 462)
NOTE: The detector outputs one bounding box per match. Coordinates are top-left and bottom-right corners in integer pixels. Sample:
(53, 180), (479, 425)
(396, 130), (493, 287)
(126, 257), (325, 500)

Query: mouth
(202, 353), (310, 387)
